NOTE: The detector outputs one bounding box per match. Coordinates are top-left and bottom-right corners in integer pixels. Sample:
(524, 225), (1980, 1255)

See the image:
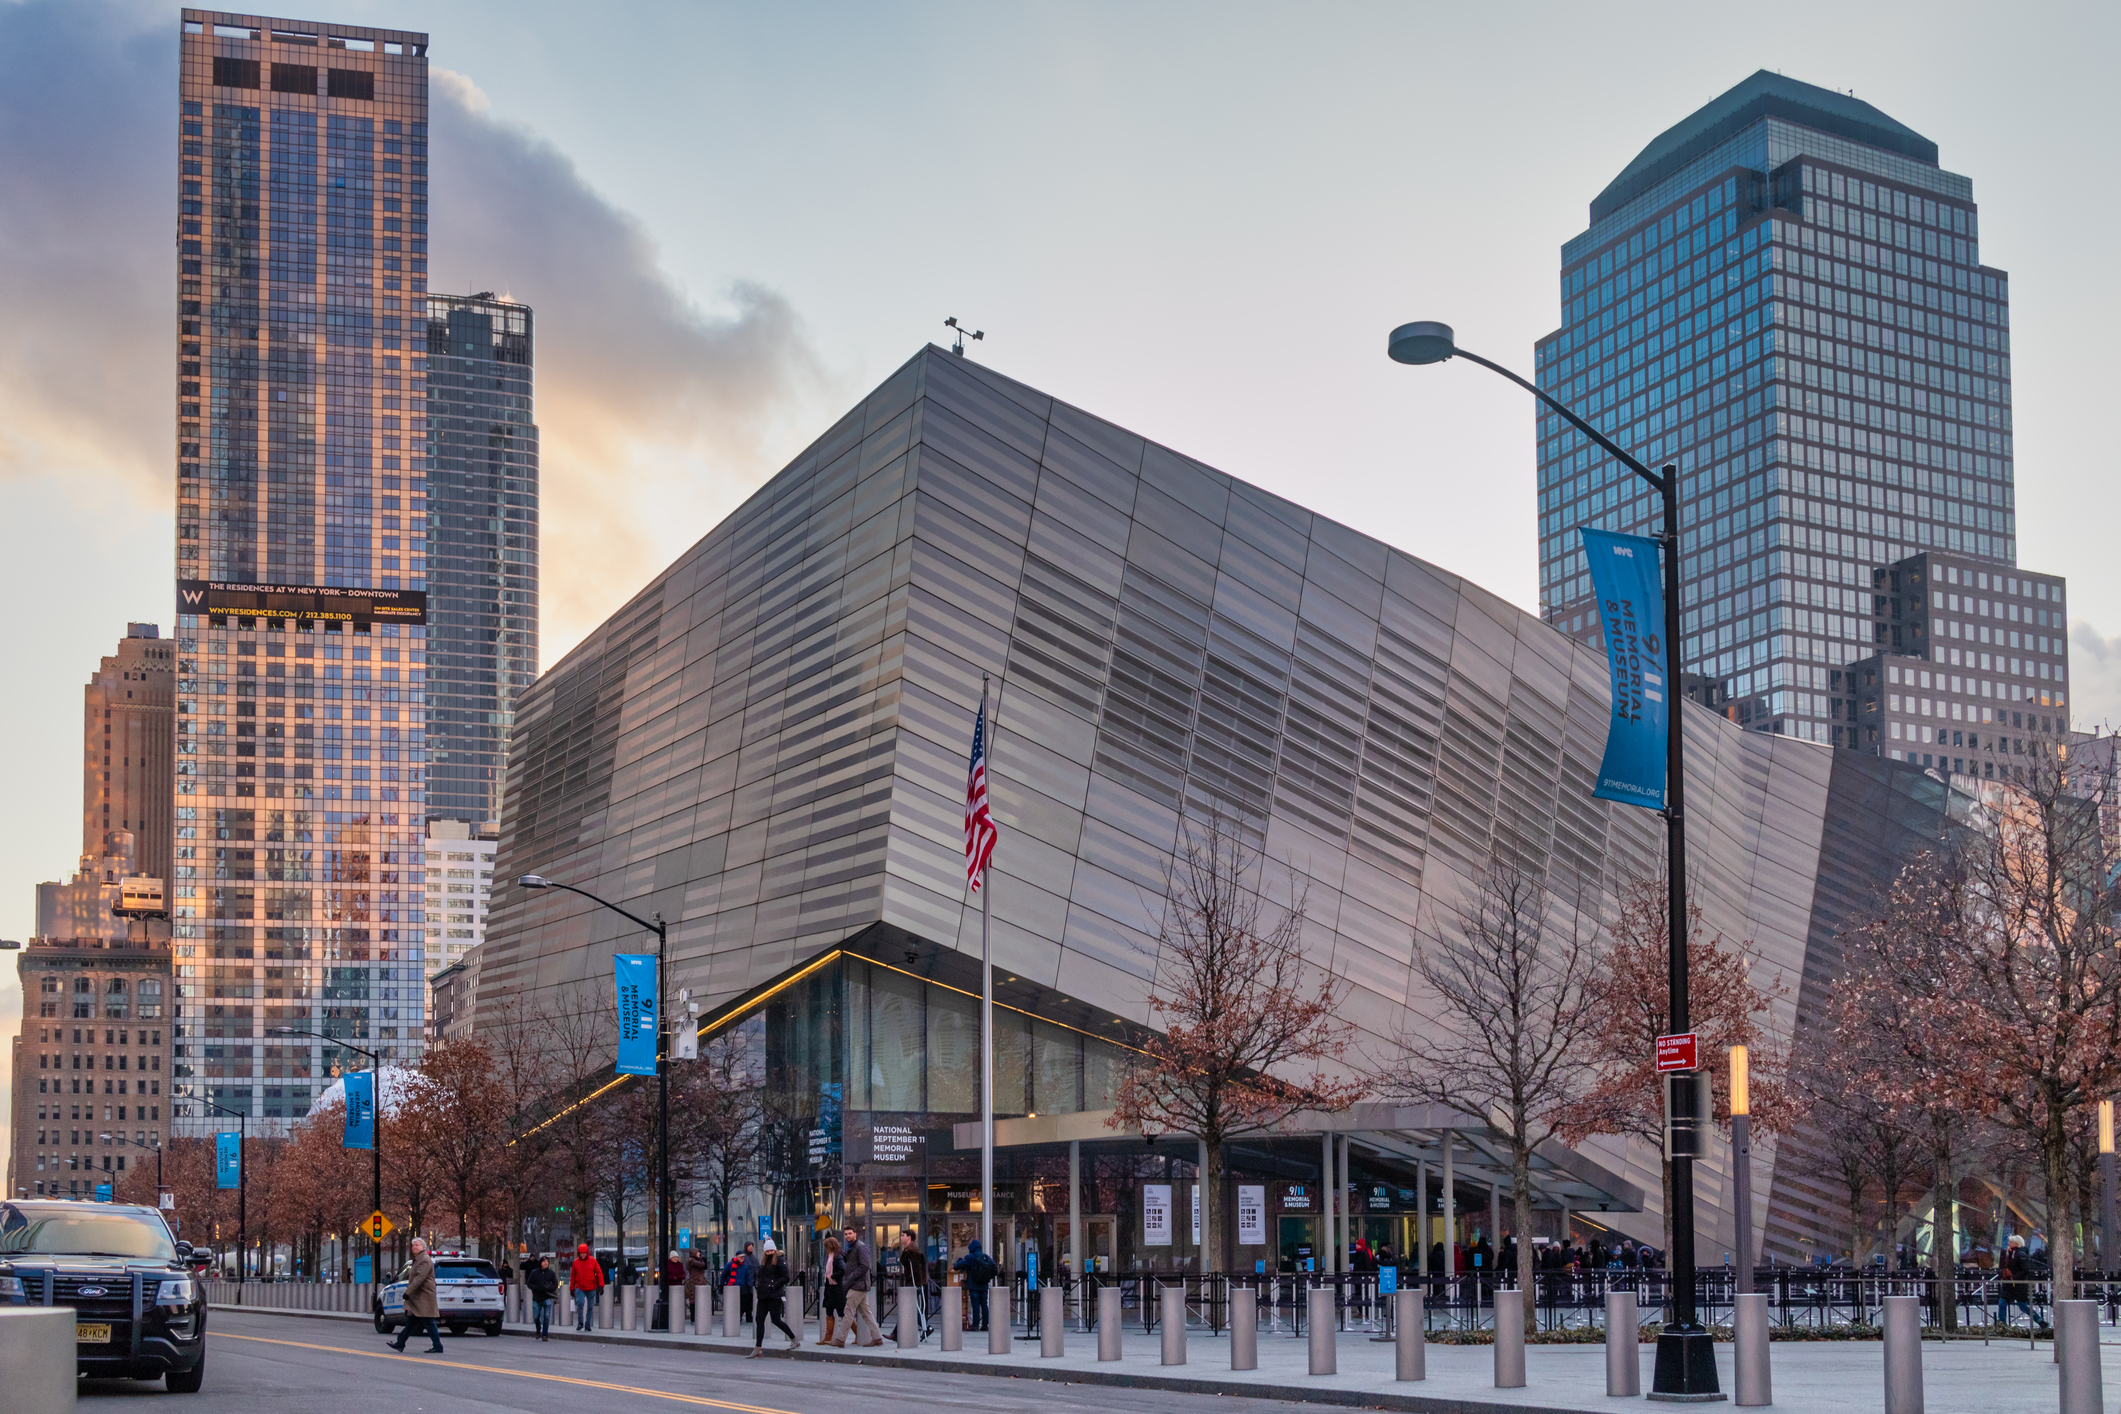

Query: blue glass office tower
(1534, 72), (2021, 744)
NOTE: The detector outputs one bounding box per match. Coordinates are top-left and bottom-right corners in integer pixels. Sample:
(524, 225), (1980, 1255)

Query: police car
(373, 1253), (505, 1337)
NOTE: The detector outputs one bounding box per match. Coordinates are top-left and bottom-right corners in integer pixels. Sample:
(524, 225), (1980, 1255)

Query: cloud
(427, 69), (823, 664)
(0, 1), (172, 502)
(2069, 621), (2121, 736)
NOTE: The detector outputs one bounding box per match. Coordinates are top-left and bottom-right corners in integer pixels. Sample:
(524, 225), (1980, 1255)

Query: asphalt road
(78, 1309), (1325, 1414)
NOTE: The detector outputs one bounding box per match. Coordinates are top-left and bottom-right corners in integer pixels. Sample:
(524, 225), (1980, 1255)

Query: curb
(206, 1306), (1597, 1414)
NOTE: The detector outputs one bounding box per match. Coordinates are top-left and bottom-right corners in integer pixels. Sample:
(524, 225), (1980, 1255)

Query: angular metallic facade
(484, 347), (1956, 1261)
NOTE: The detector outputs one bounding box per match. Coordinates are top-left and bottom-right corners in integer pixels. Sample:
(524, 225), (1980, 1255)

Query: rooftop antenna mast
(944, 316), (984, 357)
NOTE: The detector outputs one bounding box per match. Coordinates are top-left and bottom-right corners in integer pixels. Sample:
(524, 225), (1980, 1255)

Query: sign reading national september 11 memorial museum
(1579, 528), (1669, 810)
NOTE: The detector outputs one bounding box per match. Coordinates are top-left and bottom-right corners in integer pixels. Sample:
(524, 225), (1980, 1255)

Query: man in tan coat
(389, 1237), (446, 1353)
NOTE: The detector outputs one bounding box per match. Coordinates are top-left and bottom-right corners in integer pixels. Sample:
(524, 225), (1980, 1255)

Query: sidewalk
(212, 1301), (2121, 1414)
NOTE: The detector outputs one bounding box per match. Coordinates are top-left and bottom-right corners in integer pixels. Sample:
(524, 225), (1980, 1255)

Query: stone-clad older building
(479, 346), (1960, 1274)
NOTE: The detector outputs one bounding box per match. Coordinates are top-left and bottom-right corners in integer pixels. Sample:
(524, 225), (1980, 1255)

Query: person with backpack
(747, 1241), (800, 1357)
(952, 1239), (998, 1332)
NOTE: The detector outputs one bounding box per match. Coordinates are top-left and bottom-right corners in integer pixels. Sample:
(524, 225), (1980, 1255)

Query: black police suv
(0, 1199), (210, 1392)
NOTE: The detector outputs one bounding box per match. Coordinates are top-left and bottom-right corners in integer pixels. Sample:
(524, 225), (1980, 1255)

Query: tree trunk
(1204, 1140), (1226, 1330)
(1512, 1136), (1537, 1335)
(1932, 1134), (1956, 1331)
(2047, 1112), (2076, 1304)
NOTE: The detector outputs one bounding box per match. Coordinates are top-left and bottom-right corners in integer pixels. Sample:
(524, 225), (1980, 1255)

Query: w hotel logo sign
(177, 579), (427, 627)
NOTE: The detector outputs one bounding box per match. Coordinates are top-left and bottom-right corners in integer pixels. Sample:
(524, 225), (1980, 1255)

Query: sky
(3, 0), (2118, 1167)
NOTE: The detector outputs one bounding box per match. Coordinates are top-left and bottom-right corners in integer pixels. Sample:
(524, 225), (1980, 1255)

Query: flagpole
(979, 674), (995, 1262)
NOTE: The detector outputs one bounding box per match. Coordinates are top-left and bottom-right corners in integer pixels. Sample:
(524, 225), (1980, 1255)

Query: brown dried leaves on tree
(1107, 815), (1364, 1271)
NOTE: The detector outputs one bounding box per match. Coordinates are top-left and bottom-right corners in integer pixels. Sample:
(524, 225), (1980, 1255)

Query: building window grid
(173, 27), (432, 1131)
(1535, 147), (2044, 742)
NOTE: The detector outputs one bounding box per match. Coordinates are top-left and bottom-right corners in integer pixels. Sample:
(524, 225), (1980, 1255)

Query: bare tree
(674, 1031), (765, 1265)
(1553, 876), (1794, 1262)
(1387, 855), (1605, 1325)
(1106, 813), (1364, 1278)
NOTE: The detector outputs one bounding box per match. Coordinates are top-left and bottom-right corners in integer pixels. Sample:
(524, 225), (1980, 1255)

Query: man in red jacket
(569, 1243), (606, 1332)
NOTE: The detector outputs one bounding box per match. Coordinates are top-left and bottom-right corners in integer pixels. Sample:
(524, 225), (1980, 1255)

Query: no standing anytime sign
(1655, 1032), (1699, 1073)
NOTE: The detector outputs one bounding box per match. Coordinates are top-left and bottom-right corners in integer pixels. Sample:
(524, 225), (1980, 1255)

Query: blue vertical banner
(1580, 527), (1670, 810)
(343, 1071), (375, 1150)
(215, 1132), (241, 1190)
(614, 953), (659, 1076)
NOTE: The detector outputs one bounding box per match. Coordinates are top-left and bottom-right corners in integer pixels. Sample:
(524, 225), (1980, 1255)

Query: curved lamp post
(1387, 322), (1715, 1397)
(519, 873), (674, 1331)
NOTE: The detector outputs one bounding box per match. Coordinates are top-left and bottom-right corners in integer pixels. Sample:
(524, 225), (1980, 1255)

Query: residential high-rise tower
(172, 11), (432, 1135)
(422, 294), (538, 830)
(1534, 72), (2039, 743)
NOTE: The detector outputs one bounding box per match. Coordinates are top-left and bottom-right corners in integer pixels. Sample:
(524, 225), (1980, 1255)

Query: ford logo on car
(76, 1286), (109, 1297)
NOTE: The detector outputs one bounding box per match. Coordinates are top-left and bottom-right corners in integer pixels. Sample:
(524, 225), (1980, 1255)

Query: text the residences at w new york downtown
(172, 12), (435, 1135)
(479, 345), (1966, 1279)
(1533, 71), (2066, 774)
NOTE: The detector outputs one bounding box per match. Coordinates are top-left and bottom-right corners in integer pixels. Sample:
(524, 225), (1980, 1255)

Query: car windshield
(0, 1205), (175, 1260)
(436, 1260), (497, 1281)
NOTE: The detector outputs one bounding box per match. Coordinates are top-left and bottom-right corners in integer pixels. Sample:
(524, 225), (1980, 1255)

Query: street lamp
(1387, 321), (1716, 1397)
(177, 1087), (247, 1290)
(273, 1027), (385, 1282)
(519, 872), (674, 1331)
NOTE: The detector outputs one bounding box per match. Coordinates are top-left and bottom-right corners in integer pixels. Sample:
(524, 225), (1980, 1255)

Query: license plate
(77, 1323), (112, 1343)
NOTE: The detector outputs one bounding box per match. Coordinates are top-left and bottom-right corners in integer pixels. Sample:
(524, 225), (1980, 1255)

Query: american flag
(964, 691), (998, 890)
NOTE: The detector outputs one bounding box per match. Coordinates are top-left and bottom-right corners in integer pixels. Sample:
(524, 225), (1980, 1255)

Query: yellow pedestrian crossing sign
(365, 1210), (394, 1243)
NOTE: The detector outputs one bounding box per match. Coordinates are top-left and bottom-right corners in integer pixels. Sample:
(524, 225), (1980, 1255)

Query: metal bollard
(941, 1285), (963, 1352)
(1394, 1289), (1424, 1381)
(1230, 1287), (1258, 1371)
(1883, 1293), (1923, 1414)
(1041, 1286), (1064, 1357)
(0, 1307), (76, 1413)
(989, 1286), (1012, 1355)
(723, 1287), (741, 1338)
(1307, 1287), (1336, 1375)
(1606, 1289), (1640, 1397)
(1097, 1285), (1122, 1361)
(1493, 1289), (1525, 1389)
(1735, 1291), (1771, 1407)
(899, 1285), (920, 1349)
(2058, 1300), (2102, 1414)
(1161, 1284), (1186, 1364)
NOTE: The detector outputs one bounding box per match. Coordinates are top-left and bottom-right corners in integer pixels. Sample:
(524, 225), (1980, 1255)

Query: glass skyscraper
(1535, 71), (2027, 744)
(172, 11), (432, 1135)
(422, 294), (539, 830)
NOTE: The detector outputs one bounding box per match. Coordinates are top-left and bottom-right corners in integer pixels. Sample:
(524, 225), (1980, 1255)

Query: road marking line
(213, 1332), (799, 1413)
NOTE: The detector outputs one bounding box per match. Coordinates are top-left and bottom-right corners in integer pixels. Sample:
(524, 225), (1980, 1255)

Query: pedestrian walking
(569, 1241), (606, 1332)
(1997, 1234), (2037, 1329)
(817, 1235), (846, 1345)
(895, 1232), (929, 1341)
(388, 1237), (445, 1354)
(952, 1238), (997, 1332)
(835, 1226), (882, 1347)
(527, 1256), (559, 1341)
(747, 1241), (800, 1357)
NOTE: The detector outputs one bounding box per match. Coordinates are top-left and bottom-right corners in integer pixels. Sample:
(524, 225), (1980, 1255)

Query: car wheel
(166, 1352), (206, 1394)
(484, 1320), (503, 1337)
(447, 1323), (465, 1336)
(373, 1304), (390, 1334)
